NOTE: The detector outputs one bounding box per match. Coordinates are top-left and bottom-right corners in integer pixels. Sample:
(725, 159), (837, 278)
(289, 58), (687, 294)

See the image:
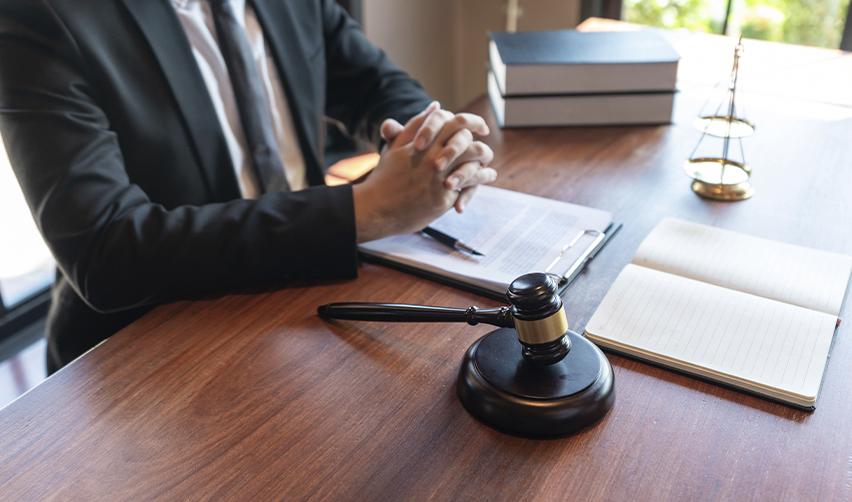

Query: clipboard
(360, 222), (622, 301)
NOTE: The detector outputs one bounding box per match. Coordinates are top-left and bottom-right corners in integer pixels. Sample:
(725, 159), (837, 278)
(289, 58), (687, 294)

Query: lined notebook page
(633, 218), (852, 316)
(585, 265), (838, 406)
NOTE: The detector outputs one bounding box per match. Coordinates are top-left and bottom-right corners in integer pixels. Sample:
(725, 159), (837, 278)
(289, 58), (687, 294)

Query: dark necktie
(208, 0), (290, 193)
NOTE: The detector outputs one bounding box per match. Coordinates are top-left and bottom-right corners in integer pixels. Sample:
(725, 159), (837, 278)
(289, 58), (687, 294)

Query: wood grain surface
(1, 22), (851, 501)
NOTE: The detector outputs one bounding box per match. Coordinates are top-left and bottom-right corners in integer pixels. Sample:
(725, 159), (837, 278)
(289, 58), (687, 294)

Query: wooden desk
(1, 25), (851, 501)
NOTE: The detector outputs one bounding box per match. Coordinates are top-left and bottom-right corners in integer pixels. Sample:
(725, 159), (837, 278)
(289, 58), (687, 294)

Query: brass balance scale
(684, 37), (756, 201)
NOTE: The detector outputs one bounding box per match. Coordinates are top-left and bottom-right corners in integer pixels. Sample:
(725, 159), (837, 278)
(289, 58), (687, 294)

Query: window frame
(0, 289), (50, 346)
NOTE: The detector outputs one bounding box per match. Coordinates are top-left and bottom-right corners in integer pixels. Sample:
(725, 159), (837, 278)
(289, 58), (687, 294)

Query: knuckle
(438, 110), (454, 121)
(452, 136), (472, 153)
(462, 161), (479, 176)
(450, 131), (471, 149)
(460, 113), (485, 128)
(434, 157), (445, 169)
(424, 116), (441, 129)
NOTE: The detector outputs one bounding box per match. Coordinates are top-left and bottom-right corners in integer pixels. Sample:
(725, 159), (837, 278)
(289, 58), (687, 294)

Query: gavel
(318, 273), (571, 365)
(318, 272), (614, 438)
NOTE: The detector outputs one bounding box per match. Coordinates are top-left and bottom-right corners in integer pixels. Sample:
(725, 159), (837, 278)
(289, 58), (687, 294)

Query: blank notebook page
(633, 218), (852, 316)
(586, 264), (838, 404)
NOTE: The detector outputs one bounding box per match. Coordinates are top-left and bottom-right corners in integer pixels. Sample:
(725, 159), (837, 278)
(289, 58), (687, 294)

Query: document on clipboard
(359, 186), (617, 300)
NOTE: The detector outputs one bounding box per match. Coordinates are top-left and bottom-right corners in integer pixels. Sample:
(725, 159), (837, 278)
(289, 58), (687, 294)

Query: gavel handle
(317, 302), (514, 328)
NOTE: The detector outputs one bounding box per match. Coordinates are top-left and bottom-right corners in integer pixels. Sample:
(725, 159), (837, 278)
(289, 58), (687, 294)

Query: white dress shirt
(171, 0), (307, 197)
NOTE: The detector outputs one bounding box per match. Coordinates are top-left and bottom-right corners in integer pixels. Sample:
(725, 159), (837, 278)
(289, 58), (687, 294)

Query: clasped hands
(353, 101), (497, 243)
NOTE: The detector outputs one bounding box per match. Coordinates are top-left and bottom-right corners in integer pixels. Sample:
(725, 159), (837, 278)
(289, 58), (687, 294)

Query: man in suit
(0, 0), (496, 372)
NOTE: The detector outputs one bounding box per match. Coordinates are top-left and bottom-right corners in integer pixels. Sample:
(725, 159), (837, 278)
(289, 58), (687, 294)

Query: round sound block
(457, 328), (614, 438)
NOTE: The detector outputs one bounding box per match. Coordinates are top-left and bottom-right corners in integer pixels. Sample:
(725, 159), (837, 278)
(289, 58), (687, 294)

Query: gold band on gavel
(514, 306), (568, 345)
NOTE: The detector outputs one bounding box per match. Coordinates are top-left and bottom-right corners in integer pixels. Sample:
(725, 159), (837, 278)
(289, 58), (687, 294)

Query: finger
(444, 161), (481, 191)
(453, 141), (494, 167)
(380, 118), (403, 142)
(454, 186), (477, 213)
(431, 113), (489, 149)
(413, 109), (454, 151)
(433, 129), (473, 172)
(391, 101), (440, 148)
(456, 113), (490, 136)
(458, 166), (497, 190)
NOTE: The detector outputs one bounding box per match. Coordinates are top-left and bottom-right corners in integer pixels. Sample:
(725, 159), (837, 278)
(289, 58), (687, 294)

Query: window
(622, 0), (851, 49)
(0, 141), (54, 313)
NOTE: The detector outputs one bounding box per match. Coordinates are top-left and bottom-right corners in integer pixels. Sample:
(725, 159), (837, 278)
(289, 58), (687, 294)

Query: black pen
(420, 227), (484, 256)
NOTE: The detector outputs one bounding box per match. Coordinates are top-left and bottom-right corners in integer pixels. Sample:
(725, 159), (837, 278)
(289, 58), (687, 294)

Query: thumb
(382, 101), (440, 149)
(380, 118), (404, 143)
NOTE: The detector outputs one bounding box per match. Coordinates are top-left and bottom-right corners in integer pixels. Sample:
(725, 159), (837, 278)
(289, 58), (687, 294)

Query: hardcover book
(489, 29), (679, 96)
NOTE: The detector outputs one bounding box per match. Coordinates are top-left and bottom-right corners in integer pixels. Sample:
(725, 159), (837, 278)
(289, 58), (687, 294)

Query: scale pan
(685, 158), (753, 201)
(694, 116), (755, 138)
(685, 157), (750, 185)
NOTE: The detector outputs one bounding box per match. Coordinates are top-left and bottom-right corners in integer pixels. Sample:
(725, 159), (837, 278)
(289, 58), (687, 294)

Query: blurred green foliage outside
(624, 0), (850, 48)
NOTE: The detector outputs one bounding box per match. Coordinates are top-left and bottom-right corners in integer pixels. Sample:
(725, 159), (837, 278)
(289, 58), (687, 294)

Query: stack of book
(487, 29), (680, 127)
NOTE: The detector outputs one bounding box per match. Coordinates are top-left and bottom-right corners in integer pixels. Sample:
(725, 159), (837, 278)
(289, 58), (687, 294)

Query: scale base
(691, 179), (754, 201)
(457, 328), (614, 438)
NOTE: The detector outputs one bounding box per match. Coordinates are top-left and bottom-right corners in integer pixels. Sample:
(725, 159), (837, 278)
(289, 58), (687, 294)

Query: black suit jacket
(0, 0), (431, 371)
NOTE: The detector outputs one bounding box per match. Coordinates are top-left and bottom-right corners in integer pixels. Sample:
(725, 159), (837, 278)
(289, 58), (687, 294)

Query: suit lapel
(120, 0), (241, 200)
(250, 0), (325, 186)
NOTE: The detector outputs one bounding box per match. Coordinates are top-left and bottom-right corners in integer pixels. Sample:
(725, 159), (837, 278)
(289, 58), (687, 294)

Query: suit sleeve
(320, 0), (433, 146)
(0, 1), (359, 313)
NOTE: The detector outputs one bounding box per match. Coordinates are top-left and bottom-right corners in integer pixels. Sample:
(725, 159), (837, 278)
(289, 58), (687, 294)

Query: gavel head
(506, 273), (571, 365)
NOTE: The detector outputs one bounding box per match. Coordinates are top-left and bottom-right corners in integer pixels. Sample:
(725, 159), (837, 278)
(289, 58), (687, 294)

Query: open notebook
(585, 218), (852, 409)
(360, 186), (613, 298)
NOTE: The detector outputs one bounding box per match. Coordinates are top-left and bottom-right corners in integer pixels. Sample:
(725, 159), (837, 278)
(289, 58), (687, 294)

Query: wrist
(352, 182), (384, 243)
